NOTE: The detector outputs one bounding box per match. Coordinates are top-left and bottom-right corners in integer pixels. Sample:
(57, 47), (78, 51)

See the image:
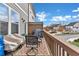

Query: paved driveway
(56, 34), (79, 41)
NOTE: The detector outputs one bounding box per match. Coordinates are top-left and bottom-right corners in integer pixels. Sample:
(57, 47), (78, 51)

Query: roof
(50, 24), (60, 27)
(67, 22), (79, 26)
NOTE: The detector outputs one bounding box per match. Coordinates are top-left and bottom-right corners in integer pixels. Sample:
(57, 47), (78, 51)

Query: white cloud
(72, 7), (79, 12)
(64, 15), (71, 19)
(72, 15), (77, 18)
(11, 14), (19, 23)
(71, 14), (79, 21)
(72, 14), (79, 19)
(77, 14), (79, 17)
(0, 15), (8, 22)
(51, 15), (72, 22)
(75, 19), (79, 21)
(36, 11), (47, 21)
(0, 11), (4, 14)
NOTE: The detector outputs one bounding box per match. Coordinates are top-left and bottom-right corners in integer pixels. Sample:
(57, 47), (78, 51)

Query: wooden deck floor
(13, 38), (50, 56)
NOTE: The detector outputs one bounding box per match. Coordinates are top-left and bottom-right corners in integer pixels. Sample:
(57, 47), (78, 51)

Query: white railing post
(8, 7), (11, 35)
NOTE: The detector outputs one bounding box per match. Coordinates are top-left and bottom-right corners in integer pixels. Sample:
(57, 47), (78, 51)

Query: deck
(5, 30), (79, 56)
(13, 37), (50, 56)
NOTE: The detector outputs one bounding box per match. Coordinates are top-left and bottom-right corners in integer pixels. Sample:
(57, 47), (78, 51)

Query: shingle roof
(67, 22), (78, 26)
(50, 24), (60, 27)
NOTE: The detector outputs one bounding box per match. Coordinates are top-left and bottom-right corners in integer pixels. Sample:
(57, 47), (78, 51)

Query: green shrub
(74, 39), (79, 42)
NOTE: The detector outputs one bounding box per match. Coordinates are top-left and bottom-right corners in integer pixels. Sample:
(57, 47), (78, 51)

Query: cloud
(11, 14), (19, 23)
(72, 15), (77, 18)
(0, 14), (19, 23)
(0, 5), (8, 15)
(51, 15), (71, 21)
(36, 11), (47, 21)
(71, 14), (79, 21)
(64, 15), (71, 19)
(77, 14), (79, 17)
(72, 14), (79, 18)
(72, 7), (79, 12)
(0, 15), (8, 22)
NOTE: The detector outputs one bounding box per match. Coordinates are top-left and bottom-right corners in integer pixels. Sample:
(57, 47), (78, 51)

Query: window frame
(0, 3), (9, 35)
(1, 3), (20, 35)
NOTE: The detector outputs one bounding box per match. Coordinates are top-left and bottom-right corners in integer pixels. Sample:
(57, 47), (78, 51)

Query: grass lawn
(69, 41), (79, 47)
(62, 31), (79, 35)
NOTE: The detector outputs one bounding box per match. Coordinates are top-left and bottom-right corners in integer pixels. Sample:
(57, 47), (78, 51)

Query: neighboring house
(44, 26), (51, 31)
(50, 24), (60, 31)
(49, 24), (65, 32)
(0, 3), (36, 35)
(65, 25), (73, 32)
(65, 22), (79, 32)
(58, 26), (65, 32)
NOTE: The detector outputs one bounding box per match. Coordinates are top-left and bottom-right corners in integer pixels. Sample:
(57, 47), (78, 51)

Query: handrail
(44, 30), (79, 56)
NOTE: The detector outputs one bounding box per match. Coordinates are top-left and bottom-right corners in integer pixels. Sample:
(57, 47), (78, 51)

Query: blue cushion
(0, 34), (5, 56)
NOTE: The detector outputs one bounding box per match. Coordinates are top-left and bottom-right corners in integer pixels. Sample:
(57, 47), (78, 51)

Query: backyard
(69, 39), (79, 47)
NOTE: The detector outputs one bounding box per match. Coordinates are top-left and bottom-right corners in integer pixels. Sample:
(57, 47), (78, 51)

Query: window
(11, 10), (19, 34)
(0, 3), (9, 35)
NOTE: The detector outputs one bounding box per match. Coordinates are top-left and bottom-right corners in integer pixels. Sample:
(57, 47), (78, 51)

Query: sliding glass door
(0, 4), (9, 35)
(11, 10), (19, 34)
(0, 3), (20, 35)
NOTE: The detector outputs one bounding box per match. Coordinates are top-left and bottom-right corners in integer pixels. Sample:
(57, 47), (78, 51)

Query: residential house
(49, 24), (65, 32)
(50, 24), (60, 31)
(58, 26), (65, 32)
(65, 22), (79, 32)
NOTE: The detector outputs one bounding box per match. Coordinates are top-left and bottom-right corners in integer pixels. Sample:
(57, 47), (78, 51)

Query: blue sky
(33, 3), (79, 26)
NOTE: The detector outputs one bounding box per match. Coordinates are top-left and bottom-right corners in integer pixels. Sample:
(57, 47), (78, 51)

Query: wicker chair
(25, 35), (38, 56)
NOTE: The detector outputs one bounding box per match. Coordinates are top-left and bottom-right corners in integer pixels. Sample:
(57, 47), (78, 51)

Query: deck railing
(44, 30), (79, 56)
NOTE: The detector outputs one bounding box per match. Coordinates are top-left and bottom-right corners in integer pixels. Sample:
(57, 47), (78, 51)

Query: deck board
(13, 38), (50, 56)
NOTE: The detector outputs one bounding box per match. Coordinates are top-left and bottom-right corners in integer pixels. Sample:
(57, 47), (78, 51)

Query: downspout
(25, 3), (29, 35)
(8, 7), (11, 35)
(28, 3), (29, 35)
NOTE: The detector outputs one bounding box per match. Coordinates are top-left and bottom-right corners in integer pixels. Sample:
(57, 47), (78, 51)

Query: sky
(33, 3), (79, 26)
(0, 3), (79, 26)
(0, 3), (8, 22)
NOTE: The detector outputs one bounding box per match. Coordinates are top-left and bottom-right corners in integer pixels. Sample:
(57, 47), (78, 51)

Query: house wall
(58, 26), (65, 32)
(65, 23), (79, 32)
(72, 28), (79, 32)
(19, 12), (28, 35)
(29, 4), (35, 22)
(65, 26), (79, 32)
(65, 26), (73, 31)
(6, 3), (28, 35)
(74, 23), (79, 27)
(72, 23), (79, 32)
